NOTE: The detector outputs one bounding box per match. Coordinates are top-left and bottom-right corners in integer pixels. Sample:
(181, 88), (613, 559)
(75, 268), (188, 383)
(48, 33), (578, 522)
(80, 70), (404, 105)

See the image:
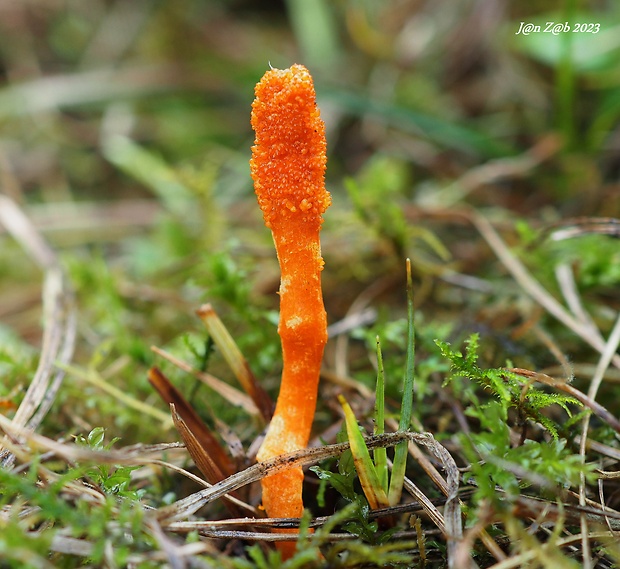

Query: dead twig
(150, 346), (260, 417)
(469, 210), (620, 370)
(0, 194), (76, 468)
(508, 368), (620, 434)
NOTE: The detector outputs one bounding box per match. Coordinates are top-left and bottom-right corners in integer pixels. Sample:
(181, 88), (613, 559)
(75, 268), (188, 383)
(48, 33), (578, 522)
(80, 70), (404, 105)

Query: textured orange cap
(250, 64), (331, 230)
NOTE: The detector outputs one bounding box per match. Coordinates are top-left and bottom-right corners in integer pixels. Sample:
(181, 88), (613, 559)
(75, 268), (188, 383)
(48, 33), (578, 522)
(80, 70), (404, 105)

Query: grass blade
(388, 259), (415, 506)
(338, 395), (389, 510)
(196, 303), (273, 423)
(373, 336), (388, 493)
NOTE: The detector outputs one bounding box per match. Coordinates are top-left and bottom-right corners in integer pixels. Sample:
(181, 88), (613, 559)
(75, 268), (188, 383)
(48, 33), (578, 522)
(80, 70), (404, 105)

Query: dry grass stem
(62, 362), (173, 426)
(151, 345), (260, 417)
(0, 412), (184, 466)
(0, 194), (76, 468)
(509, 368), (620, 434)
(430, 135), (560, 208)
(470, 210), (620, 369)
(555, 263), (600, 340)
(155, 431), (459, 535)
(196, 303), (273, 422)
(578, 311), (620, 567)
(486, 531), (618, 569)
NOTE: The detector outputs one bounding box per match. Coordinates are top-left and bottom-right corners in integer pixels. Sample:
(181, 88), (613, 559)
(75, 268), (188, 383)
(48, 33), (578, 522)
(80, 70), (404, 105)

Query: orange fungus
(250, 64), (330, 558)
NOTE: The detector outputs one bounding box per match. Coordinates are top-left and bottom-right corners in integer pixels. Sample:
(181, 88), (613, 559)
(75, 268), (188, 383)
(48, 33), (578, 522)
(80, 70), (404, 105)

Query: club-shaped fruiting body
(250, 64), (330, 557)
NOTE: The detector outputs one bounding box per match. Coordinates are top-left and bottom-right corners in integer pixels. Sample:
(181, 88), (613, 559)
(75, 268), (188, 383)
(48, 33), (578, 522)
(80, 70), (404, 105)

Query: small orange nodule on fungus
(250, 64), (330, 557)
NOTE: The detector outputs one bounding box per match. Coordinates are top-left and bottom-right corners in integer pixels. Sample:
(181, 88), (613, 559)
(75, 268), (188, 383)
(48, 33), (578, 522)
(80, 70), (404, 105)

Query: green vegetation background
(1, 1), (620, 567)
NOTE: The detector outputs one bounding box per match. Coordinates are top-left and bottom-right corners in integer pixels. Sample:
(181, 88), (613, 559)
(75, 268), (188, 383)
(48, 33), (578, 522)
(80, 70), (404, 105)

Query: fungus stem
(250, 64), (331, 558)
